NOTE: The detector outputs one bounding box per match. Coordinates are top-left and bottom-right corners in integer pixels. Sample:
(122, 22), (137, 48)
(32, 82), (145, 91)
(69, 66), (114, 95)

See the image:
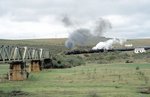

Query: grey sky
(0, 0), (150, 39)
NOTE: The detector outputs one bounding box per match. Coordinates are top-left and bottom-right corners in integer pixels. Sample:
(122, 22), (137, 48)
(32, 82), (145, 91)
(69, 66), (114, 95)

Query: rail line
(65, 46), (150, 55)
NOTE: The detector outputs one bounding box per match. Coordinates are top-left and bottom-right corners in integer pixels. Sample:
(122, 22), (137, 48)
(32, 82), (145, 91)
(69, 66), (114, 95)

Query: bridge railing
(0, 45), (51, 63)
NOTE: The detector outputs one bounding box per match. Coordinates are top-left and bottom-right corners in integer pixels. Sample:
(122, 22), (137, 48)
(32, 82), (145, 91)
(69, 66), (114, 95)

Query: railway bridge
(0, 45), (51, 81)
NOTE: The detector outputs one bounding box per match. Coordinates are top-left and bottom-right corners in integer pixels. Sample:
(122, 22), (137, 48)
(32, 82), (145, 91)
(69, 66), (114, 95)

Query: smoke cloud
(92, 18), (112, 36)
(92, 38), (126, 50)
(64, 18), (111, 49)
(62, 15), (73, 27)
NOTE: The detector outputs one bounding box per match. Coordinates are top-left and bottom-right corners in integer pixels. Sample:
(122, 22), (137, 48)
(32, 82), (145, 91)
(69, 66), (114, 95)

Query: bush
(87, 91), (100, 97)
(64, 56), (85, 67)
(125, 60), (133, 63)
(43, 55), (85, 69)
(138, 87), (150, 94)
(105, 55), (116, 61)
(136, 66), (140, 70)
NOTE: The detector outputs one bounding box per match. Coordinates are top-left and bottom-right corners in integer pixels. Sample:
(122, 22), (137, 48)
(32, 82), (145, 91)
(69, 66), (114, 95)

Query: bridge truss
(0, 45), (51, 63)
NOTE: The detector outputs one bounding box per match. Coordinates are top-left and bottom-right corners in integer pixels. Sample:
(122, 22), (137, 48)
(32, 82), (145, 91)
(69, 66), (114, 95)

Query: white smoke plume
(92, 38), (126, 50)
(63, 17), (111, 49)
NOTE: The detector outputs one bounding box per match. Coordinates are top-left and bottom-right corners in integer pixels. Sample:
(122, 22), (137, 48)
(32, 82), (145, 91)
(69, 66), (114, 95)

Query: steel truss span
(0, 45), (51, 63)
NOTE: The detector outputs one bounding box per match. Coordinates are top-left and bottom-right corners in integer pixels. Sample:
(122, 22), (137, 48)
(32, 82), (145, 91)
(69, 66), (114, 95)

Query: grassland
(0, 38), (150, 97)
(0, 38), (67, 54)
(1, 63), (150, 97)
(127, 39), (150, 47)
(0, 38), (150, 53)
(0, 38), (66, 46)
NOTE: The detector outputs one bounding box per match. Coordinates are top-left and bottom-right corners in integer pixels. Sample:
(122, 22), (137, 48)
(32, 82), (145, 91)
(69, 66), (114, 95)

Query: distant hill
(0, 38), (66, 46)
(127, 38), (150, 47)
(0, 38), (149, 54)
(0, 38), (67, 54)
(0, 38), (149, 46)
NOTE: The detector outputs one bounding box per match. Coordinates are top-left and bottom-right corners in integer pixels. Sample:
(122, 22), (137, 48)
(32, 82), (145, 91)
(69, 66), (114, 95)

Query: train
(65, 46), (150, 55)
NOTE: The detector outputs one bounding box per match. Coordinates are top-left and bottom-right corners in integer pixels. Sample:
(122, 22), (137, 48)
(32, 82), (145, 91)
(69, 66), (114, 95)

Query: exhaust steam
(92, 38), (126, 50)
(62, 16), (126, 49)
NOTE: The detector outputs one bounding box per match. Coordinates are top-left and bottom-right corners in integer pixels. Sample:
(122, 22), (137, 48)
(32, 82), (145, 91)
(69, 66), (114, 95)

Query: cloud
(102, 14), (150, 39)
(0, 15), (68, 39)
(0, 0), (150, 39)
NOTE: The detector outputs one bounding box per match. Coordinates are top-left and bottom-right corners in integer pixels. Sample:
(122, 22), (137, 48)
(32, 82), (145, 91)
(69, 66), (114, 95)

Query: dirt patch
(10, 90), (29, 96)
(0, 91), (5, 94)
(138, 87), (150, 94)
(0, 90), (29, 97)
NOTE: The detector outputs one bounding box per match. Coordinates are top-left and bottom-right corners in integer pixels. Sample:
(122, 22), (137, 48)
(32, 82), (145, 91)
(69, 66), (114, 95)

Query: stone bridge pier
(9, 61), (28, 81)
(30, 60), (42, 72)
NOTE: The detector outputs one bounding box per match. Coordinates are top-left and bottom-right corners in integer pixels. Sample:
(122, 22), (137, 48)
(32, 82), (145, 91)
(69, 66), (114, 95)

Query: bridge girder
(0, 45), (51, 63)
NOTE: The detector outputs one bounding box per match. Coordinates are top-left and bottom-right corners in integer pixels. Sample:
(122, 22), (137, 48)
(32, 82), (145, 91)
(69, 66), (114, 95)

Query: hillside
(0, 38), (67, 54)
(127, 38), (150, 47)
(0, 38), (149, 46)
(0, 38), (149, 54)
(0, 38), (66, 46)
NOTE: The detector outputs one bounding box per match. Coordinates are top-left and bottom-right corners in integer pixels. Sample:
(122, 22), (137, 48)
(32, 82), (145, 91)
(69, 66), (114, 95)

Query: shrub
(87, 91), (100, 97)
(44, 55), (85, 69)
(136, 66), (140, 70)
(138, 87), (150, 94)
(64, 56), (85, 67)
(125, 60), (133, 63)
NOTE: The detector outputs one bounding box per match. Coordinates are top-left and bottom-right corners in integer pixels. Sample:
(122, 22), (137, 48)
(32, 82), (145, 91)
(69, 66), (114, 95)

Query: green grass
(1, 63), (150, 97)
(0, 64), (9, 74)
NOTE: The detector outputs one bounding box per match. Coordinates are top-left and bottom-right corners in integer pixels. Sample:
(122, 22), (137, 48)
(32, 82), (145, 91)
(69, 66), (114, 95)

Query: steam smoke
(65, 29), (92, 48)
(64, 18), (111, 49)
(62, 15), (73, 27)
(62, 16), (126, 49)
(92, 38), (126, 50)
(92, 18), (112, 36)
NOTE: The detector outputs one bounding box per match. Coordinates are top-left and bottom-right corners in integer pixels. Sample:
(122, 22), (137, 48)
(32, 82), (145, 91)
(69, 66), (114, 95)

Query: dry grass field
(0, 38), (149, 47)
(127, 39), (150, 47)
(0, 38), (66, 46)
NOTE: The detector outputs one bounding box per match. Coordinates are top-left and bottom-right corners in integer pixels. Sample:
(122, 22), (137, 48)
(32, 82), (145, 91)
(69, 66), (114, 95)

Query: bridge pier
(9, 61), (28, 81)
(30, 60), (42, 72)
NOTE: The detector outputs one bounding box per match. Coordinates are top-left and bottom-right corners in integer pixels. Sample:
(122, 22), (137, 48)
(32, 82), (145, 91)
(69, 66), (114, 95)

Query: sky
(0, 0), (150, 39)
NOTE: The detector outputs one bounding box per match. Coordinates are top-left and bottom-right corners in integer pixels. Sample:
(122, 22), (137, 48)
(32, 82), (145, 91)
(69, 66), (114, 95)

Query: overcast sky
(0, 0), (150, 39)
